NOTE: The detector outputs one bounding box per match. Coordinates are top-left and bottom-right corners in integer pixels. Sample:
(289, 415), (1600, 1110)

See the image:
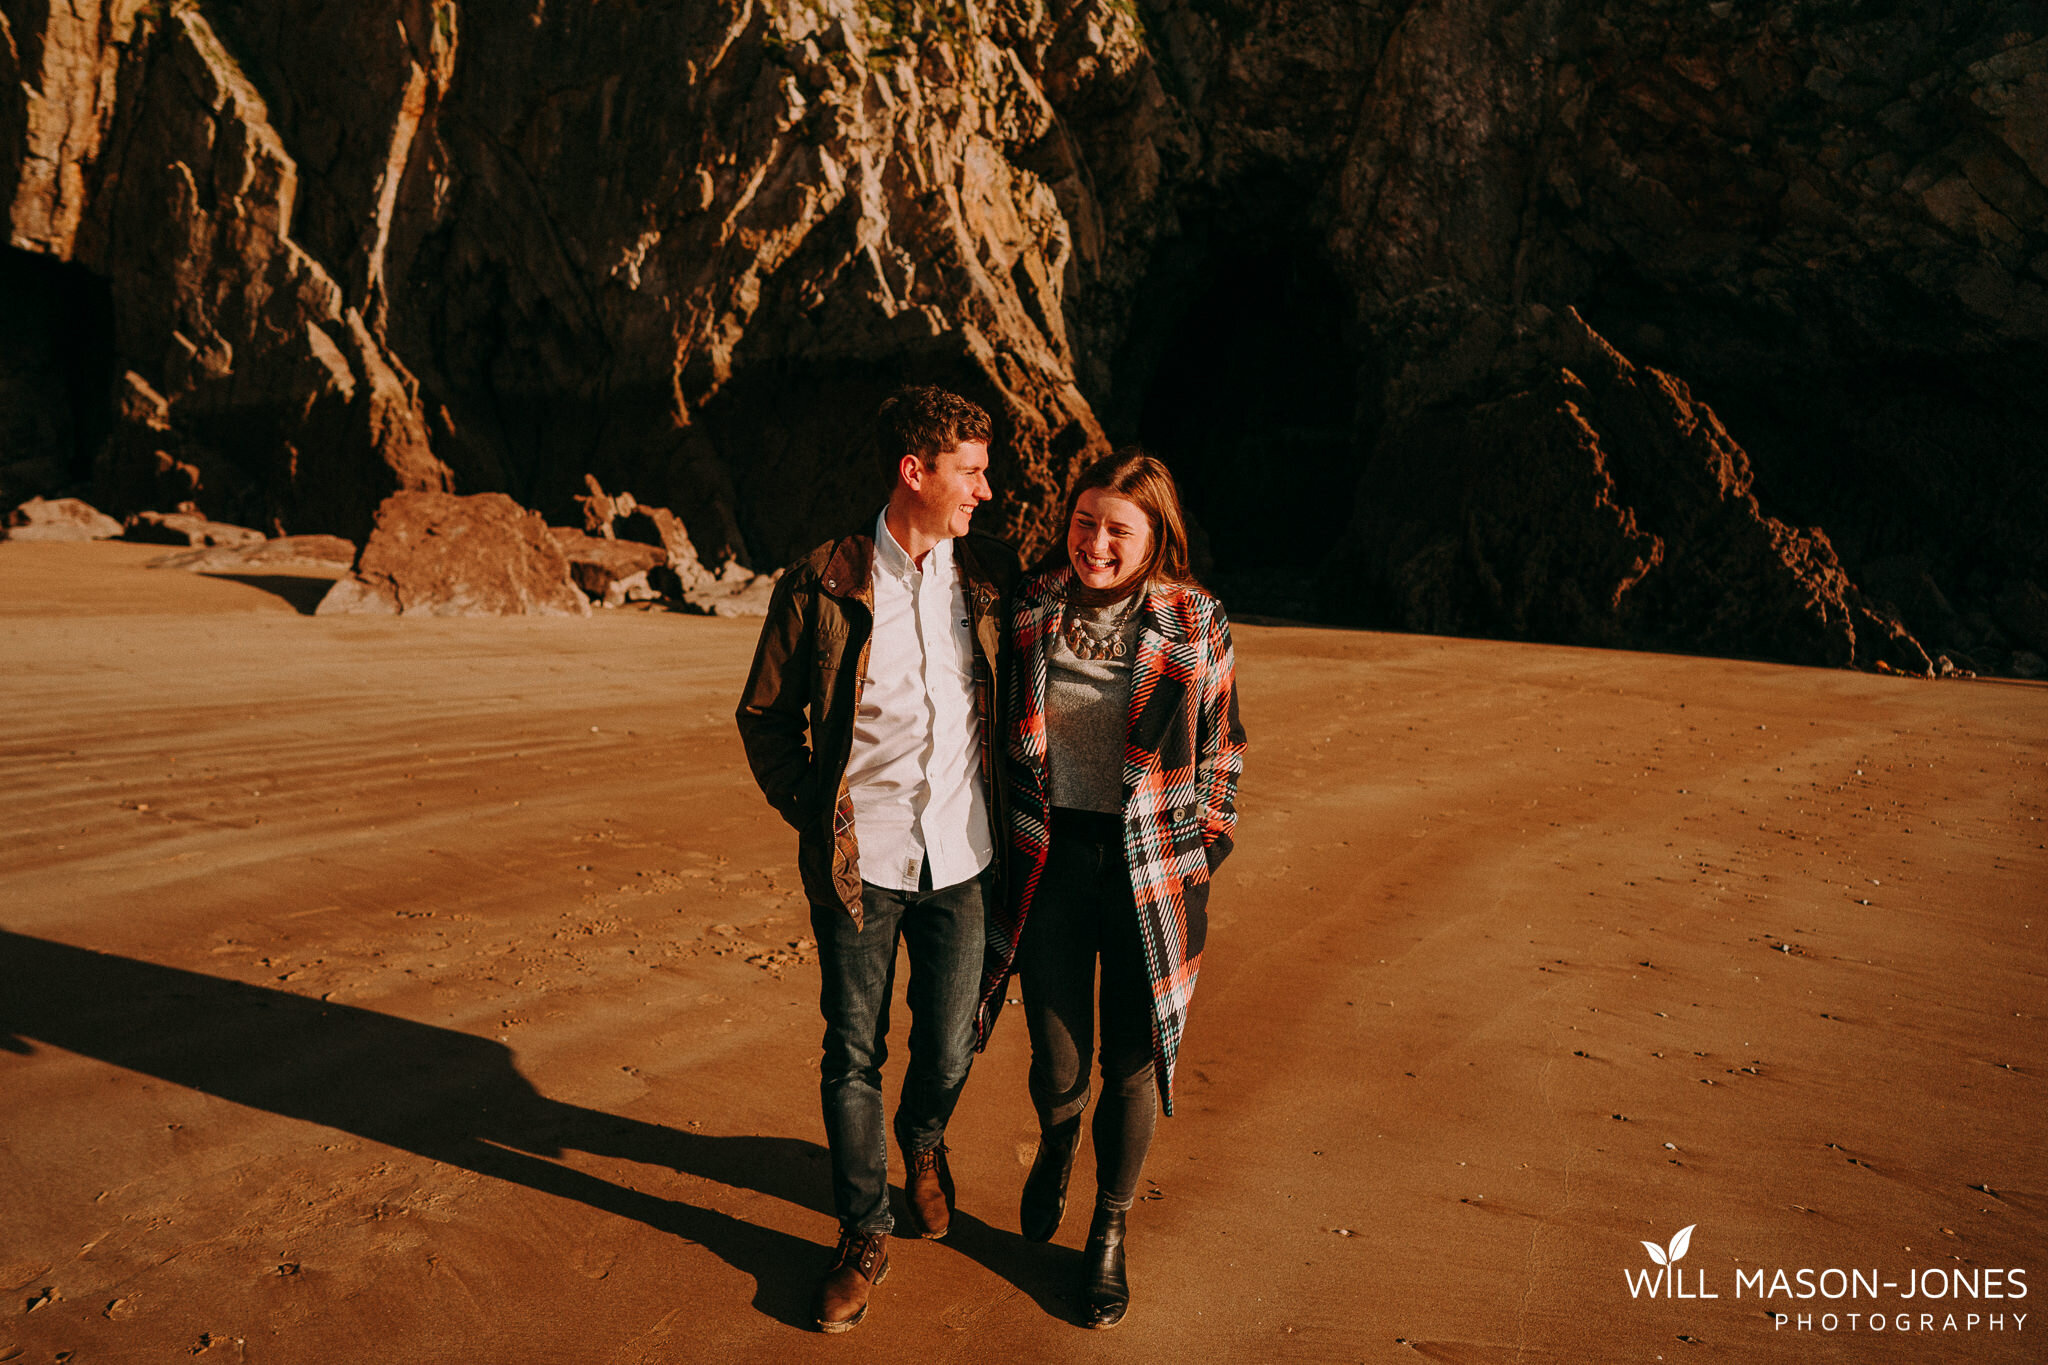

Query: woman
(975, 450), (1246, 1328)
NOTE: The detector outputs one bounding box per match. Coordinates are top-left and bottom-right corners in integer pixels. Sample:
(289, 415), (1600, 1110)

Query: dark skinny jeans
(1018, 807), (1158, 1212)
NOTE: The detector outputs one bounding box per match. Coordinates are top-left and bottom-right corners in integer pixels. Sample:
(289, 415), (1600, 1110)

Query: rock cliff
(3, 0), (2043, 670)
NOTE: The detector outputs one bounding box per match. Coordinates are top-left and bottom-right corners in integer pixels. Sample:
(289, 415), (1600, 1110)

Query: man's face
(904, 440), (993, 539)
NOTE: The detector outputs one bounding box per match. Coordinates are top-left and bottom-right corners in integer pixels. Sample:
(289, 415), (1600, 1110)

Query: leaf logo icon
(1668, 1224), (1694, 1262)
(1641, 1224), (1696, 1266)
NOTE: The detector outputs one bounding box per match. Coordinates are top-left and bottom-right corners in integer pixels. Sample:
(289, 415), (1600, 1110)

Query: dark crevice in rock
(0, 247), (117, 503)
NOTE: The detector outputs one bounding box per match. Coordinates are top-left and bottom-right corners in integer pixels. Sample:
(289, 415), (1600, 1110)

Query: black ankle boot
(1019, 1118), (1082, 1243)
(1081, 1200), (1129, 1329)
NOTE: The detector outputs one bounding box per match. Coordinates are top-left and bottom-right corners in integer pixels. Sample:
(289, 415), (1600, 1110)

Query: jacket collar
(819, 532), (875, 606)
(822, 516), (999, 605)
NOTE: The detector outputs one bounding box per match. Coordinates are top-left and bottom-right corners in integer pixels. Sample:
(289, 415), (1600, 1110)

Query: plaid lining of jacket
(975, 566), (1246, 1115)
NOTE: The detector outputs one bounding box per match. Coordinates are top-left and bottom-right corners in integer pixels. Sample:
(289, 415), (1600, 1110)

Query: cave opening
(0, 247), (117, 506)
(1106, 225), (1369, 618)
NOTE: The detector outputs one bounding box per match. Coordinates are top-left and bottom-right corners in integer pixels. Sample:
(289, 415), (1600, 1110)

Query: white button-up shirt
(844, 509), (993, 891)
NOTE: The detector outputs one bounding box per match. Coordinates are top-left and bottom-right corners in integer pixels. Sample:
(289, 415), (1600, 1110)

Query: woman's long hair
(1042, 448), (1198, 587)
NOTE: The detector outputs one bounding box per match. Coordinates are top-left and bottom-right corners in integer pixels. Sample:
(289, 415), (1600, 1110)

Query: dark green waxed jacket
(735, 525), (1020, 927)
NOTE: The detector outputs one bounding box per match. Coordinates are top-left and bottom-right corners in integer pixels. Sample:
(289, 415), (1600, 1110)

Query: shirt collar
(873, 507), (951, 582)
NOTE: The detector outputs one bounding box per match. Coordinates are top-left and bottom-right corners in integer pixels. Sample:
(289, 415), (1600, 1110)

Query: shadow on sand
(198, 571), (337, 614)
(0, 930), (1073, 1328)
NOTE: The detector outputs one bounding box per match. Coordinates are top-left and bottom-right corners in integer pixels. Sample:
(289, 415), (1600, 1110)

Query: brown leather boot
(901, 1141), (955, 1239)
(814, 1227), (889, 1333)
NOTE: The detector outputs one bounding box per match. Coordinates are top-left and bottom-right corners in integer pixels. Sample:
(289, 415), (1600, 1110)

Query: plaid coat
(975, 566), (1246, 1115)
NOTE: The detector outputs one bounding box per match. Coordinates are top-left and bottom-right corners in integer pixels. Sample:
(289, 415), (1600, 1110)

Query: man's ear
(899, 453), (926, 492)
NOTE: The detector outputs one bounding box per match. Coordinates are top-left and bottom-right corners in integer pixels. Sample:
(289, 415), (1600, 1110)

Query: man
(736, 385), (1019, 1332)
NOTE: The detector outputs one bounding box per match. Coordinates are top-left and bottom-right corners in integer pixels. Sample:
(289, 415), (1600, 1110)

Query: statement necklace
(1062, 585), (1141, 661)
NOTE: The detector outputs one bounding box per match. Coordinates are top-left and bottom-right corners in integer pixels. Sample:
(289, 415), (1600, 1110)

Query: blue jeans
(810, 867), (989, 1233)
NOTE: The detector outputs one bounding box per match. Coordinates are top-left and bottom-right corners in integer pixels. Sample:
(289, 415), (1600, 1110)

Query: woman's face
(1068, 487), (1153, 594)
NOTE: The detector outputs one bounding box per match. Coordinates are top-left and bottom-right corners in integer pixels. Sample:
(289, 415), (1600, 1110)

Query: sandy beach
(2, 539), (2042, 1364)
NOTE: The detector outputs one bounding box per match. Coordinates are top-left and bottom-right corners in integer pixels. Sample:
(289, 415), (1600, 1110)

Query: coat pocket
(1180, 877), (1209, 958)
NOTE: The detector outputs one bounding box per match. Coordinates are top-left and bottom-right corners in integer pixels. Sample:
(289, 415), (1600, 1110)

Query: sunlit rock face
(3, 0), (2041, 669)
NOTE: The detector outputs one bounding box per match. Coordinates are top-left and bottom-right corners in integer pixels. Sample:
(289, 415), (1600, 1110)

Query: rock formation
(1333, 307), (1930, 672)
(667, 558), (784, 618)
(1341, 347), (1669, 652)
(569, 474), (780, 614)
(3, 495), (120, 540)
(317, 491), (588, 617)
(4, 3), (453, 542)
(4, 0), (2043, 668)
(121, 510), (267, 548)
(576, 476), (702, 577)
(550, 527), (666, 608)
(148, 534), (357, 573)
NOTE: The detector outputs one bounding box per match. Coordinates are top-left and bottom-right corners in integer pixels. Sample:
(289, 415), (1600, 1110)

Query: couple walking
(735, 385), (1247, 1332)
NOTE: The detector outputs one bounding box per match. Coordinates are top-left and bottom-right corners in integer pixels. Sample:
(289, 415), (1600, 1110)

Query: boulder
(122, 509), (267, 548)
(316, 492), (590, 617)
(3, 496), (123, 541)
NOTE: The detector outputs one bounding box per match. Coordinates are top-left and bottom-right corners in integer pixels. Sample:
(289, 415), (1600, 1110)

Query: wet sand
(2, 539), (2042, 1363)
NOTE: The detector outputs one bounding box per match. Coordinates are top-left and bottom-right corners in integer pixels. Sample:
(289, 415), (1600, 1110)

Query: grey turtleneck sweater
(1046, 594), (1143, 815)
